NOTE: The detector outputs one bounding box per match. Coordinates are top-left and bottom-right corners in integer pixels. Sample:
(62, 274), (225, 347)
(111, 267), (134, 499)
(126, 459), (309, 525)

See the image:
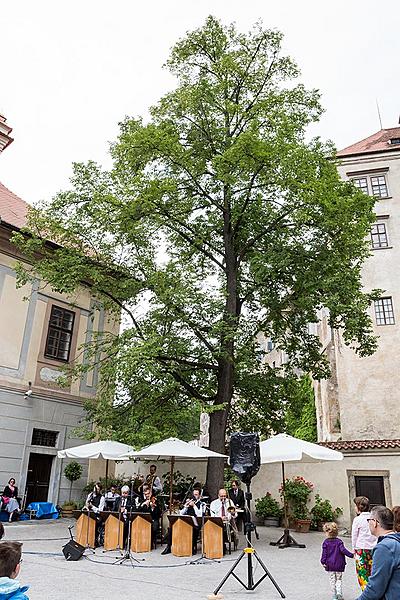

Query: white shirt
(352, 511), (377, 550)
(85, 492), (105, 513)
(209, 498), (235, 520)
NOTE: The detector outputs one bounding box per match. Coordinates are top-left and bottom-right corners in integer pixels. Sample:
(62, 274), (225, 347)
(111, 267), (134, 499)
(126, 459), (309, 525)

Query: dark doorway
(355, 475), (385, 507)
(26, 453), (54, 505)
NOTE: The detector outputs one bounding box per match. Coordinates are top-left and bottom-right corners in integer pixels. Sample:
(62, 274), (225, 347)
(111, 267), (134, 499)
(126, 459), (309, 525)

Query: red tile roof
(320, 439), (400, 451)
(337, 127), (400, 158)
(0, 181), (30, 229)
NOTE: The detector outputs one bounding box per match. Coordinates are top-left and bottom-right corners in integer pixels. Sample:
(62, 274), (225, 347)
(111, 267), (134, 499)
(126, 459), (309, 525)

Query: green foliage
(285, 376), (317, 442)
(310, 494), (343, 527)
(255, 493), (283, 519)
(223, 465), (237, 490)
(83, 475), (127, 495)
(13, 17), (379, 495)
(161, 470), (196, 497)
(64, 461), (83, 501)
(281, 476), (313, 520)
(64, 461), (83, 483)
(62, 500), (77, 509)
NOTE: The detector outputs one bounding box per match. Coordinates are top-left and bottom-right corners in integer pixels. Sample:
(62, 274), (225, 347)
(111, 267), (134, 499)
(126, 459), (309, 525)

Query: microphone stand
(113, 480), (144, 567)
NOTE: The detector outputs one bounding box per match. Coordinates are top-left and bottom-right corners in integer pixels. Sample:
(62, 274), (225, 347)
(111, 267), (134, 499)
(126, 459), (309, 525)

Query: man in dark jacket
(228, 480), (245, 532)
(358, 505), (400, 600)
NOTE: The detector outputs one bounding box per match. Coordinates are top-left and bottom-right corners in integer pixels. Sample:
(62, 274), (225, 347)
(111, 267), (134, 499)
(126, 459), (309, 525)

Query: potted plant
(61, 500), (77, 518)
(64, 461), (83, 501)
(310, 494), (343, 530)
(255, 493), (283, 527)
(281, 476), (313, 532)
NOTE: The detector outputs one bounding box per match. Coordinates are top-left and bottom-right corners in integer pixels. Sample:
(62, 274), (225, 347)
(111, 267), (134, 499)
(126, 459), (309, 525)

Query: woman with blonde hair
(351, 496), (376, 591)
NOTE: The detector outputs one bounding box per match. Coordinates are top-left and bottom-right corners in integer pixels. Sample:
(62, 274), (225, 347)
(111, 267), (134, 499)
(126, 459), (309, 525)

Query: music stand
(73, 510), (96, 554)
(190, 512), (222, 564)
(101, 511), (124, 554)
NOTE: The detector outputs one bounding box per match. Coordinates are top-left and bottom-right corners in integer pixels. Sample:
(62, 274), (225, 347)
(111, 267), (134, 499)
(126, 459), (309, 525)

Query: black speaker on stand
(210, 433), (285, 598)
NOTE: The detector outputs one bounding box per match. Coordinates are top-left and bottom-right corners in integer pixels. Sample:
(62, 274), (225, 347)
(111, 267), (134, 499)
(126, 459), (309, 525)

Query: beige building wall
(0, 231), (118, 505)
(251, 448), (400, 528)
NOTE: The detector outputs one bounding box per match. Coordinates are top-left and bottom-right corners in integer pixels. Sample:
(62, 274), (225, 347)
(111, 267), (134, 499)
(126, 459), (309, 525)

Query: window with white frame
(370, 222), (389, 249)
(351, 173), (389, 198)
(374, 297), (395, 325)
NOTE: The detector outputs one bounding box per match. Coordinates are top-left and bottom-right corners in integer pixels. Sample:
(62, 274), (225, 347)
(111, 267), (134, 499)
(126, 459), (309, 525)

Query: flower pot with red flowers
(280, 476), (313, 532)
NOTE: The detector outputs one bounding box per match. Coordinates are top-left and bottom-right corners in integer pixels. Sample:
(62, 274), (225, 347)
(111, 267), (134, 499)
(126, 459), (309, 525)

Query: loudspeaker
(230, 432), (260, 485)
(62, 540), (85, 561)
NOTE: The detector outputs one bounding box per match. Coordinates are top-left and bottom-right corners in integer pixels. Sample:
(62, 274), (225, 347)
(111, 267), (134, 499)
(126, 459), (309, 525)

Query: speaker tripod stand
(211, 484), (285, 598)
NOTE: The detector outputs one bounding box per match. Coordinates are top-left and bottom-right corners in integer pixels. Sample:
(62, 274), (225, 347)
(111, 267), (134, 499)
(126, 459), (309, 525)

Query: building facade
(253, 128), (400, 526)
(0, 116), (116, 506)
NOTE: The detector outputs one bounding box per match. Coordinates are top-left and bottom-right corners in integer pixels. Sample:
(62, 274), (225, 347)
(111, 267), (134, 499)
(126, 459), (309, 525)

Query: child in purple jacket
(321, 522), (354, 600)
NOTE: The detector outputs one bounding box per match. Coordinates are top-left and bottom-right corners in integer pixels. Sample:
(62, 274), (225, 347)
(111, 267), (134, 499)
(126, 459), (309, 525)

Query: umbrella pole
(282, 462), (288, 529)
(168, 456), (175, 514)
(270, 461), (305, 549)
(105, 459), (109, 490)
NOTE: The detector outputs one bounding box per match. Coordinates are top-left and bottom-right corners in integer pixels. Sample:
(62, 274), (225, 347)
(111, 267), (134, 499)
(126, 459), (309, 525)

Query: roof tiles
(320, 439), (400, 451)
(337, 127), (400, 157)
(0, 181), (30, 229)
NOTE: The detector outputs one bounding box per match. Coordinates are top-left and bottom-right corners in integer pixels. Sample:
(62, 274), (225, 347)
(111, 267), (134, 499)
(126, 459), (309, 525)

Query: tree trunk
(205, 184), (239, 500)
(206, 406), (229, 499)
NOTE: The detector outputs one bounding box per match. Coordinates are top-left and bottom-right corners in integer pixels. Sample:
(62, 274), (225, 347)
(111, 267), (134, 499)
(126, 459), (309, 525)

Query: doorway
(355, 475), (385, 507)
(26, 453), (54, 505)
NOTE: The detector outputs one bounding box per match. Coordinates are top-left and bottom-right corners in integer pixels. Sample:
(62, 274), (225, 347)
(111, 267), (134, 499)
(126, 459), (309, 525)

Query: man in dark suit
(113, 485), (137, 547)
(229, 480), (245, 532)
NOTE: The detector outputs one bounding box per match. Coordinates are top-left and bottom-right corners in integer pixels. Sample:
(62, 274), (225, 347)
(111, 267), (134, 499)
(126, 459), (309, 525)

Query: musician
(144, 465), (163, 495)
(83, 482), (105, 546)
(161, 488), (206, 555)
(104, 485), (120, 511)
(180, 488), (207, 554)
(83, 482), (105, 513)
(138, 485), (161, 547)
(229, 480), (245, 531)
(210, 489), (238, 553)
(113, 485), (136, 546)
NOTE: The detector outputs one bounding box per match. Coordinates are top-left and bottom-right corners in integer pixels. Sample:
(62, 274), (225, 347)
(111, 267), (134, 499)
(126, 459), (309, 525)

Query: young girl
(321, 522), (353, 600)
(351, 496), (376, 591)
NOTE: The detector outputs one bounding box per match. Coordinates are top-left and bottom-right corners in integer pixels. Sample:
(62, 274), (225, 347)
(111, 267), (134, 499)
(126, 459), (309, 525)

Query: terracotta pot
(295, 519), (311, 533)
(61, 508), (75, 518)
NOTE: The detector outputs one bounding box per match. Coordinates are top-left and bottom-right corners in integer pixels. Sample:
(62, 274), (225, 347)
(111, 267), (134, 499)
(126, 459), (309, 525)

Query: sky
(1, 0), (399, 205)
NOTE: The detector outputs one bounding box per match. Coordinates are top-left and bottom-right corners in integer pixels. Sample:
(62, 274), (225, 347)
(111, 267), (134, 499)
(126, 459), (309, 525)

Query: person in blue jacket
(357, 505), (400, 600)
(0, 541), (29, 600)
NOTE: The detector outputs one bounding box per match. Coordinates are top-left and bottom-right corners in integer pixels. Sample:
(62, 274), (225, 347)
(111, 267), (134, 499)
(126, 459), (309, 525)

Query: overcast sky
(1, 0), (399, 205)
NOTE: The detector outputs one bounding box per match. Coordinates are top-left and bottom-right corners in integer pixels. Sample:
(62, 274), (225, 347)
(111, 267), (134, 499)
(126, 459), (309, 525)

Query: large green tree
(14, 17), (378, 497)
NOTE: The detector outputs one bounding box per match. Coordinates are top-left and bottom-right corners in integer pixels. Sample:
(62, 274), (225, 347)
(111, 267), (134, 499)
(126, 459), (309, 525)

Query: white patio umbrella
(259, 433), (343, 548)
(58, 440), (135, 488)
(124, 437), (228, 512)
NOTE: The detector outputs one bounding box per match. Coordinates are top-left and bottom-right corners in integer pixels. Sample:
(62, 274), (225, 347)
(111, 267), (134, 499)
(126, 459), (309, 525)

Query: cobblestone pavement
(2, 519), (361, 600)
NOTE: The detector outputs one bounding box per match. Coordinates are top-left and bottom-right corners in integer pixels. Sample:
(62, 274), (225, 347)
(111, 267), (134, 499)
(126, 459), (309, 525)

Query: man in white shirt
(210, 489), (235, 519)
(210, 489), (238, 553)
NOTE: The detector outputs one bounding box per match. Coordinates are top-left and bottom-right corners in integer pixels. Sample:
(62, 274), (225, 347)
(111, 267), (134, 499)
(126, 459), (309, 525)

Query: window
(44, 305), (75, 361)
(374, 297), (395, 325)
(371, 175), (389, 198)
(351, 174), (389, 198)
(353, 177), (369, 194)
(31, 429), (58, 447)
(370, 222), (389, 249)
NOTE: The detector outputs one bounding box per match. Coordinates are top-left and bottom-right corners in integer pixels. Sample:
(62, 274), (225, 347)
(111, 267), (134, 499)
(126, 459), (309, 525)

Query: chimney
(0, 114), (14, 154)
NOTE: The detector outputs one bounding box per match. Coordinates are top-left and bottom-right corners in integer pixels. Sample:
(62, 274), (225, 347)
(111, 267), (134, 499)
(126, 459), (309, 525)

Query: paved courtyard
(2, 519), (361, 600)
